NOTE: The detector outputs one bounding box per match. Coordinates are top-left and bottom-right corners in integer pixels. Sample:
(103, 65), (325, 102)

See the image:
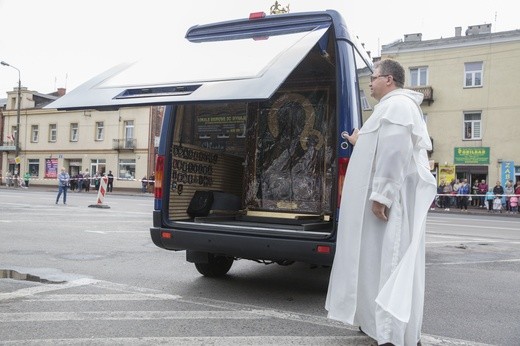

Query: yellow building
(1, 87), (162, 190)
(362, 24), (520, 186)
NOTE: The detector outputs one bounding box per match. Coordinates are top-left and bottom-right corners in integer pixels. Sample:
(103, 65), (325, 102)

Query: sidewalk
(0, 184), (153, 198)
(429, 204), (520, 217)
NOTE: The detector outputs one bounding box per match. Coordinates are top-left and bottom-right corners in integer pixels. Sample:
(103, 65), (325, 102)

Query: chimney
(455, 27), (462, 37)
(465, 23), (491, 36)
(57, 88), (66, 97)
(404, 33), (422, 42)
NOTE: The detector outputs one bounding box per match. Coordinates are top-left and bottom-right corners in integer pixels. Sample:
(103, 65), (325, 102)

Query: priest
(325, 59), (437, 346)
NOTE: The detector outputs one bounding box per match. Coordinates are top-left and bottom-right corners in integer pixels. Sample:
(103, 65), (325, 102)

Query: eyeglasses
(370, 74), (390, 82)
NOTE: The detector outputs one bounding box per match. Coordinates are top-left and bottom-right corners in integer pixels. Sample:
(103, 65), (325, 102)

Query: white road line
(427, 258), (520, 266)
(84, 230), (147, 234)
(0, 310), (266, 322)
(428, 222), (520, 231)
(426, 240), (520, 244)
(0, 278), (490, 346)
(0, 335), (492, 346)
(0, 278), (179, 301)
(0, 336), (374, 346)
(0, 278), (98, 301)
(24, 293), (179, 301)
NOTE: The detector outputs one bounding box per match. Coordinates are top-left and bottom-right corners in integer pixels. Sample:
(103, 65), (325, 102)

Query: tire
(194, 254), (234, 277)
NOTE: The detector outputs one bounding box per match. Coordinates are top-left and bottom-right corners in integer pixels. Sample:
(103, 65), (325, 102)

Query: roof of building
(382, 29), (520, 54)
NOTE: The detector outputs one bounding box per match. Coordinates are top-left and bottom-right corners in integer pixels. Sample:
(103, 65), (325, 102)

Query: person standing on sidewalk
(485, 189), (495, 211)
(443, 180), (453, 211)
(23, 172), (30, 188)
(107, 170), (114, 192)
(326, 59), (436, 346)
(471, 180), (479, 206)
(504, 180), (514, 213)
(493, 180), (505, 210)
(478, 179), (488, 208)
(55, 167), (70, 205)
(459, 179), (470, 211)
(83, 169), (91, 192)
(453, 179), (462, 209)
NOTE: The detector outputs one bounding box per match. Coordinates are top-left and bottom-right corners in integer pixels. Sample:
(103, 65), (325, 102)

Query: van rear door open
(47, 10), (372, 277)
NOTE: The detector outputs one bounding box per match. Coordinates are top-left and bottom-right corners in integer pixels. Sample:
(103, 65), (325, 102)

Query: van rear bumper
(150, 227), (335, 266)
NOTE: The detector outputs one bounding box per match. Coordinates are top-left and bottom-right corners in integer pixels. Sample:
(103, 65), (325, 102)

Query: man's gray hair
(375, 59), (405, 88)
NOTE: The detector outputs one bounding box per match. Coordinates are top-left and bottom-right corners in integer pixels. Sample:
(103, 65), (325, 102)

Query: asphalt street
(1, 186), (519, 345)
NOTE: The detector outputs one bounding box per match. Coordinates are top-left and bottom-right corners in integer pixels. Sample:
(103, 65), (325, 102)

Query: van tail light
(154, 155), (165, 210)
(316, 245), (331, 254)
(337, 157), (349, 207)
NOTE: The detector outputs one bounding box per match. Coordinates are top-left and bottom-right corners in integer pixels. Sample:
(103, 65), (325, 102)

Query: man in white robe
(325, 59), (437, 346)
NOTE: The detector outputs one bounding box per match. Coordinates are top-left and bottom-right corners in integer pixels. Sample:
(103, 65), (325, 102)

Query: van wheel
(194, 255), (233, 277)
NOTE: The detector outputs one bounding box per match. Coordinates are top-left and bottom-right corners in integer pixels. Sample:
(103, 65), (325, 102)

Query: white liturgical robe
(325, 89), (437, 345)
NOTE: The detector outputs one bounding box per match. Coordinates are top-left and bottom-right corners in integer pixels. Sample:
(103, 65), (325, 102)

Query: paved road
(1, 188), (518, 345)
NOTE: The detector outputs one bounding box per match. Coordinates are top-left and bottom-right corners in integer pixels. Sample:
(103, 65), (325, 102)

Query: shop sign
(501, 161), (515, 185)
(45, 158), (59, 178)
(438, 164), (456, 184)
(454, 147), (490, 164)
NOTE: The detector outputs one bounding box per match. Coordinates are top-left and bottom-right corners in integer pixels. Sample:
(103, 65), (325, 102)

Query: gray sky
(1, 0), (517, 98)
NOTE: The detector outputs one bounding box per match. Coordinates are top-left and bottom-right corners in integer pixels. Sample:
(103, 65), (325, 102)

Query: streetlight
(1, 60), (22, 170)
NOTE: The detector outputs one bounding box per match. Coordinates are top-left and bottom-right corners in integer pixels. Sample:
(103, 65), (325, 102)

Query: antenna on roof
(65, 73), (68, 89)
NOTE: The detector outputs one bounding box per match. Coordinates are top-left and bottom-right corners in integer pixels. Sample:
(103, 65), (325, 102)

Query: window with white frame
(410, 66), (428, 86)
(124, 120), (134, 139)
(124, 120), (134, 148)
(118, 159), (136, 180)
(464, 62), (483, 87)
(95, 121), (104, 141)
(31, 125), (39, 143)
(11, 126), (17, 142)
(463, 112), (482, 140)
(28, 159), (40, 177)
(49, 124), (57, 142)
(360, 90), (372, 111)
(70, 123), (79, 142)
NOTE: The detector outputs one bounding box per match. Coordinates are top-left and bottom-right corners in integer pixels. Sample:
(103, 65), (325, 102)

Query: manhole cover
(0, 269), (65, 284)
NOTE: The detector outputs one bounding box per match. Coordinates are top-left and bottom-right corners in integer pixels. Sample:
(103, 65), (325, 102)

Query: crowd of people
(435, 178), (520, 213)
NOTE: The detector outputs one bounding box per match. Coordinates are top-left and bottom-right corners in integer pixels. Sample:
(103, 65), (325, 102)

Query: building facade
(362, 24), (520, 187)
(1, 87), (162, 190)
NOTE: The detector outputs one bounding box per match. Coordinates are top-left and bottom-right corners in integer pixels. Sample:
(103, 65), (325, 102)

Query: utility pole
(1, 61), (22, 171)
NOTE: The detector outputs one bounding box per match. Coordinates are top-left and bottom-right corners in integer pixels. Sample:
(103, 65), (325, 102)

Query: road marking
(0, 278), (97, 301)
(0, 336), (376, 346)
(0, 310), (267, 322)
(0, 278), (491, 346)
(427, 258), (520, 266)
(0, 335), (492, 346)
(84, 230), (148, 234)
(25, 293), (179, 301)
(426, 240), (520, 244)
(428, 222), (520, 231)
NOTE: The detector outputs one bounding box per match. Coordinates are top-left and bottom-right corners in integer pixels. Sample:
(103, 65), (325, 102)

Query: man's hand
(372, 200), (388, 221)
(341, 128), (360, 146)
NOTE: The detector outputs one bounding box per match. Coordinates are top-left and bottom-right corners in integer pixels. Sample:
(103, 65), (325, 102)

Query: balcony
(113, 138), (136, 151)
(0, 142), (17, 152)
(408, 86), (434, 105)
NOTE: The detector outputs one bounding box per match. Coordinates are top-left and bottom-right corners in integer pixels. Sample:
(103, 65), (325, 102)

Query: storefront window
(28, 159), (40, 177)
(118, 159), (136, 180)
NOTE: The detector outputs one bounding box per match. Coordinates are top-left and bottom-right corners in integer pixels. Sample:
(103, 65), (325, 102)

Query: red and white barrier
(89, 176), (110, 209)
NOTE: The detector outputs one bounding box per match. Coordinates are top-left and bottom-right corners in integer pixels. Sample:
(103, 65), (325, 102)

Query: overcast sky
(1, 0), (517, 98)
